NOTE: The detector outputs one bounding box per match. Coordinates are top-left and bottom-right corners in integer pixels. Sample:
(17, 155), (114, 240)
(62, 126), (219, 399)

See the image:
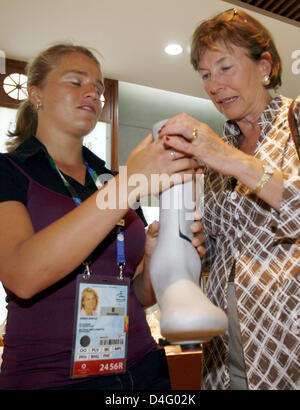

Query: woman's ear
(28, 85), (42, 109)
(259, 51), (273, 78)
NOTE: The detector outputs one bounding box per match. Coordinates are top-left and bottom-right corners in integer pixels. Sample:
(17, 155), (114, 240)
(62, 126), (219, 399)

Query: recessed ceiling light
(164, 43), (183, 56)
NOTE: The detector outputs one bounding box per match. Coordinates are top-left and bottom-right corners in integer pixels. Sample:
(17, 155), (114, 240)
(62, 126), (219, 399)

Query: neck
(36, 128), (84, 167)
(236, 91), (272, 145)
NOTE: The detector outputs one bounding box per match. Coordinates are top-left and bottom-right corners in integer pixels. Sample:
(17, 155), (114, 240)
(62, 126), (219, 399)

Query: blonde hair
(190, 8), (281, 90)
(7, 43), (101, 152)
(81, 287), (99, 310)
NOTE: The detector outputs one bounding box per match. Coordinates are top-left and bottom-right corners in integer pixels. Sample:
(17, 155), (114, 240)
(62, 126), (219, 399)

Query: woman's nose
(83, 84), (99, 100)
(207, 75), (224, 96)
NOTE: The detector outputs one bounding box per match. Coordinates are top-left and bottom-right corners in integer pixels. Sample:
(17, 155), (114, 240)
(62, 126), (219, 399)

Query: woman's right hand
(124, 133), (201, 200)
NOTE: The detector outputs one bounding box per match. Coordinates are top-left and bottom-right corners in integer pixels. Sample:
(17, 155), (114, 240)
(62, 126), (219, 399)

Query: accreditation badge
(71, 274), (130, 378)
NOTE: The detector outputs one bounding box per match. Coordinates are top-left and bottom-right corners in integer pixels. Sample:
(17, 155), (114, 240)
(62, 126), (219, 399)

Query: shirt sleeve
(274, 96), (300, 239)
(0, 154), (28, 205)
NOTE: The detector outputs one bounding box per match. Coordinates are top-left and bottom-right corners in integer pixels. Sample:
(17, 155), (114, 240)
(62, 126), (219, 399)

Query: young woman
(0, 44), (201, 389)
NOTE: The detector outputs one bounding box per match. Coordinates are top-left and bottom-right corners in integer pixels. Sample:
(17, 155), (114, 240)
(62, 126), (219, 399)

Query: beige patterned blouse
(202, 95), (300, 390)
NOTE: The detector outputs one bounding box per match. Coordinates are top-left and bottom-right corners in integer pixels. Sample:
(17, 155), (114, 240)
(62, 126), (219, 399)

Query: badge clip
(83, 262), (91, 280)
(118, 264), (125, 281)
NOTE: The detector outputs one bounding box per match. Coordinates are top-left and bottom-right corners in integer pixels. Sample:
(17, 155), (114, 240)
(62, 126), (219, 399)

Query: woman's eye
(202, 73), (210, 80)
(70, 80), (81, 86)
(222, 66), (232, 71)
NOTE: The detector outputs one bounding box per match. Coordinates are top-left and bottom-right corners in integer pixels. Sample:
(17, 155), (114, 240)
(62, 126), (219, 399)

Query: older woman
(160, 9), (300, 390)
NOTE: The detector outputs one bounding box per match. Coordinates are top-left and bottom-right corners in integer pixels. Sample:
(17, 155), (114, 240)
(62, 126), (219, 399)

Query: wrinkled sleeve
(274, 175), (300, 239)
(274, 96), (300, 239)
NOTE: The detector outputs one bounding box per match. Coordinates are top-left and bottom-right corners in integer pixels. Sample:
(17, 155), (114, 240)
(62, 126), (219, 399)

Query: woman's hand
(124, 133), (202, 200)
(158, 113), (242, 177)
(190, 219), (206, 257)
(144, 220), (160, 259)
(159, 113), (283, 211)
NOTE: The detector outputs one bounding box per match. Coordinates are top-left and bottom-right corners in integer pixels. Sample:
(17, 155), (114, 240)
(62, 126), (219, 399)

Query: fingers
(191, 233), (206, 257)
(190, 219), (203, 233)
(195, 245), (206, 258)
(147, 220), (160, 236)
(166, 143), (200, 165)
(158, 114), (201, 142)
(190, 219), (206, 257)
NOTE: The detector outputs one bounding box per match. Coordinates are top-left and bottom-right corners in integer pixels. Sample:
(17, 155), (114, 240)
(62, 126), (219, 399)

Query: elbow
(14, 288), (37, 300)
(3, 281), (38, 300)
(1, 268), (44, 300)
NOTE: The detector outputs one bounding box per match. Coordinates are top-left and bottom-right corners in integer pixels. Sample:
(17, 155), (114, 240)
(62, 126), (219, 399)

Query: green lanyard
(48, 156), (101, 205)
(48, 155), (126, 280)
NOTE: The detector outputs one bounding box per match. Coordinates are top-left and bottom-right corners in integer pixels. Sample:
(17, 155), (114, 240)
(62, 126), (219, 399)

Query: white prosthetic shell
(150, 119), (228, 344)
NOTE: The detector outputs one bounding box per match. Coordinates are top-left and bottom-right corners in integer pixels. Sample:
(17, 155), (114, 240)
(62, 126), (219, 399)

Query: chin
(76, 122), (97, 137)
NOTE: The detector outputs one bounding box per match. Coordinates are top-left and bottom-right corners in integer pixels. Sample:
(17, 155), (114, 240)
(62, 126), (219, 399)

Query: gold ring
(192, 128), (198, 140)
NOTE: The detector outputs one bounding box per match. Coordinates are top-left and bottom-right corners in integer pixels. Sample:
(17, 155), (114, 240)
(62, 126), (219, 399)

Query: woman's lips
(217, 96), (238, 106)
(77, 104), (96, 114)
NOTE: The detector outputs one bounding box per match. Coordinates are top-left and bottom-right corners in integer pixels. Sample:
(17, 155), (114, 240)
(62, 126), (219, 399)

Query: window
(3, 73), (28, 101)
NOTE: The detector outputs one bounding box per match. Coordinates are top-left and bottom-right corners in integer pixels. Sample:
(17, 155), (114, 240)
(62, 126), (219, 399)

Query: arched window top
(3, 73), (28, 101)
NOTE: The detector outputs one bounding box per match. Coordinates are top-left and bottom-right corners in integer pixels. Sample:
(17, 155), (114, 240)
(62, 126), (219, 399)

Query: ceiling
(0, 0), (299, 99)
(239, 0), (300, 23)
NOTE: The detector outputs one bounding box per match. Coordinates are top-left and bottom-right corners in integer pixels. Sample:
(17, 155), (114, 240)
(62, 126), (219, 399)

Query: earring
(36, 101), (41, 111)
(263, 75), (270, 86)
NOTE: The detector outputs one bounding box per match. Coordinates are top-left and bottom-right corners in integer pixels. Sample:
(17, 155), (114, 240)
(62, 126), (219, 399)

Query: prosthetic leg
(150, 120), (228, 347)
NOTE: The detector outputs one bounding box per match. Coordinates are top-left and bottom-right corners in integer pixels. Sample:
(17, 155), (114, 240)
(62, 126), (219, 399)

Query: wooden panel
(166, 351), (202, 390)
(100, 79), (119, 171)
(238, 0), (300, 22)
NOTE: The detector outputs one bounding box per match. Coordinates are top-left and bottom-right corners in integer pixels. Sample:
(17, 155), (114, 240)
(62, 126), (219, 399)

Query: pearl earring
(36, 102), (41, 111)
(263, 75), (270, 85)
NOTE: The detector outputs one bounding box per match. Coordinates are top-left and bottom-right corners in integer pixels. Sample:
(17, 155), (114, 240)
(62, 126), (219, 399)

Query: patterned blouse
(202, 95), (300, 390)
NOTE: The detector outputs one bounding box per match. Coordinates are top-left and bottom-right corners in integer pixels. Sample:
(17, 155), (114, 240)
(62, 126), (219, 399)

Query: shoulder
(0, 152), (20, 172)
(0, 153), (29, 204)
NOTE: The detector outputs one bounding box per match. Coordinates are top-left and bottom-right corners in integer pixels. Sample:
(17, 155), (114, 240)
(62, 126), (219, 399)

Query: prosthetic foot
(150, 120), (228, 345)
